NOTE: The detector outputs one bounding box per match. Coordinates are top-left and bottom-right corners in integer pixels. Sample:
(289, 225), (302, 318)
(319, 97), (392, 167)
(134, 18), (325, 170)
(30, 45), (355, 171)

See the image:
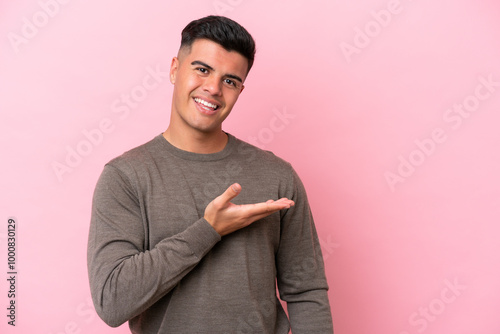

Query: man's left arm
(276, 167), (334, 334)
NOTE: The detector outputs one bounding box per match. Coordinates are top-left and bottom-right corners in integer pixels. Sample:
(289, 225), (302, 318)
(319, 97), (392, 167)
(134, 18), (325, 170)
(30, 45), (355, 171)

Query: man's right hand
(204, 183), (294, 236)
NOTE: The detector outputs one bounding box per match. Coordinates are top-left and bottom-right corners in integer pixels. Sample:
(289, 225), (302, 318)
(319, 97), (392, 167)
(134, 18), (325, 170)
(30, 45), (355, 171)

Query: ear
(170, 57), (179, 84)
(240, 84), (245, 94)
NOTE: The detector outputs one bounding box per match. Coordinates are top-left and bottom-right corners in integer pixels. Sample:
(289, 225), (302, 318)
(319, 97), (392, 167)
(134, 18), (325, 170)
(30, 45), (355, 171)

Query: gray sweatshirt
(87, 133), (333, 333)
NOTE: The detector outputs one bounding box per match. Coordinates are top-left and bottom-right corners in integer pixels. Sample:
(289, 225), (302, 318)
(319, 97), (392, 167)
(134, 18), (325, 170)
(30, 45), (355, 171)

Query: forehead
(181, 39), (249, 79)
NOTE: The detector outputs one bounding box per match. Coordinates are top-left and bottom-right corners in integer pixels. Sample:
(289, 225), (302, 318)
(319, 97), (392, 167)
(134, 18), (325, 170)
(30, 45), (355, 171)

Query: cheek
(224, 90), (241, 106)
(185, 74), (203, 92)
(175, 73), (201, 98)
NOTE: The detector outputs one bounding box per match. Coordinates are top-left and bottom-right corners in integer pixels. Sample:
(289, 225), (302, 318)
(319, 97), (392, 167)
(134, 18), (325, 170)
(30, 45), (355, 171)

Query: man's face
(169, 38), (248, 136)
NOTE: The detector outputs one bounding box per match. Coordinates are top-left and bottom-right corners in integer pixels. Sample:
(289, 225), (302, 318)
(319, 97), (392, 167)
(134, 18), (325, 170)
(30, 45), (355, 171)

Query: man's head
(167, 16), (256, 140)
(179, 15), (256, 74)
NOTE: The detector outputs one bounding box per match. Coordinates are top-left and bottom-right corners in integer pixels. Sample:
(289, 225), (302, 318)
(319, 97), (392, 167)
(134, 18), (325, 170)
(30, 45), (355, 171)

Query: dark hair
(180, 15), (256, 73)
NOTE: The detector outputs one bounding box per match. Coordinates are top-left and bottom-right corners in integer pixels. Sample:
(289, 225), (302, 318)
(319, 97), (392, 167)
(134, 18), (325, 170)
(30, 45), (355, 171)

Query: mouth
(194, 97), (220, 115)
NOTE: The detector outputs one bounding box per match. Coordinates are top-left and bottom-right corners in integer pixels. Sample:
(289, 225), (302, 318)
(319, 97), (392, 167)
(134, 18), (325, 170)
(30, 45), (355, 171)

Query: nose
(202, 75), (222, 96)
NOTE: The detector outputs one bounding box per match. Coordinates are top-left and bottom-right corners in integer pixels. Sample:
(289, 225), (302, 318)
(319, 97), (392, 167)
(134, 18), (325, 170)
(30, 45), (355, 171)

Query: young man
(88, 15), (334, 333)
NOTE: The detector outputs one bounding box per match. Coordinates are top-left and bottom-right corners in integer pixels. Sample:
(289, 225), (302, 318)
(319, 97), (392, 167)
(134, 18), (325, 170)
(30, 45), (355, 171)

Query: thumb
(217, 183), (241, 205)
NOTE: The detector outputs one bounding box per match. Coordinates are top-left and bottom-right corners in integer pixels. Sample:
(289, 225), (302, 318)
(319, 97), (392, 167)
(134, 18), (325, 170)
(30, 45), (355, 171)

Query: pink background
(1, 0), (500, 333)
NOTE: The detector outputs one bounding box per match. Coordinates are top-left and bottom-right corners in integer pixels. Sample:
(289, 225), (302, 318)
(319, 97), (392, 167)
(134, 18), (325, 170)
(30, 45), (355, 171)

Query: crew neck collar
(155, 132), (236, 161)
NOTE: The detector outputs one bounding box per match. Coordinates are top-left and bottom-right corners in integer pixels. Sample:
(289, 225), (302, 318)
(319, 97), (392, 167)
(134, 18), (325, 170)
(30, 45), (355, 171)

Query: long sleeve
(276, 168), (334, 333)
(87, 164), (221, 327)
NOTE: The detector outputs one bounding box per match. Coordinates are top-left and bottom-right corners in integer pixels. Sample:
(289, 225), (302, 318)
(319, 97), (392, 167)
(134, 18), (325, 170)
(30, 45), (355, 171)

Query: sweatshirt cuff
(183, 218), (222, 259)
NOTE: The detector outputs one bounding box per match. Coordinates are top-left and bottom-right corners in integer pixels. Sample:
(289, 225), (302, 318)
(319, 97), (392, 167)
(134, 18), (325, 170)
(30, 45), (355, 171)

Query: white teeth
(194, 98), (218, 109)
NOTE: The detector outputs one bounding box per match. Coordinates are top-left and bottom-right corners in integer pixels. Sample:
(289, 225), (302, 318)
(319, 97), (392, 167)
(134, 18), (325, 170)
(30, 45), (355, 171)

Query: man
(88, 15), (333, 333)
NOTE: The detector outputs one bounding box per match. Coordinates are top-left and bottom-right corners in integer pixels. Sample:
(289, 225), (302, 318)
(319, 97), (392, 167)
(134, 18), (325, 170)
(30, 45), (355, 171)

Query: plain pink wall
(1, 0), (500, 333)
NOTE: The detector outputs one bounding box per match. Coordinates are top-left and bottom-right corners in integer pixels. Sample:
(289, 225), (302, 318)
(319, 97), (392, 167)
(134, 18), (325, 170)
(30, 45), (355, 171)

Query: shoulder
(230, 136), (309, 202)
(107, 135), (162, 167)
(229, 135), (300, 191)
(231, 135), (293, 172)
(102, 135), (166, 182)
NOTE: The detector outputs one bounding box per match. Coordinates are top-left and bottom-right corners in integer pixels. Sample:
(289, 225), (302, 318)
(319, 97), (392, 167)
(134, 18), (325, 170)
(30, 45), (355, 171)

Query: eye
(224, 78), (236, 86)
(196, 67), (209, 74)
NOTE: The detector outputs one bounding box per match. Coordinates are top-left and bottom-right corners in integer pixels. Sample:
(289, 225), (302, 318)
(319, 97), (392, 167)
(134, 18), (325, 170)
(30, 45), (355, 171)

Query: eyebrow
(191, 60), (243, 83)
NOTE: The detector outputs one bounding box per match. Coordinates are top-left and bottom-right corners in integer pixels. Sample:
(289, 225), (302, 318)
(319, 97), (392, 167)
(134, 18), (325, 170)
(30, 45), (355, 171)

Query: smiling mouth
(194, 97), (220, 113)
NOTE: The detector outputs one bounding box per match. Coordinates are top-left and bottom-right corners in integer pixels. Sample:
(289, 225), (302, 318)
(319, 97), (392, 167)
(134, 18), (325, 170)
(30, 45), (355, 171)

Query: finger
(274, 198), (295, 206)
(246, 205), (287, 223)
(268, 198), (294, 208)
(242, 201), (291, 217)
(266, 201), (293, 211)
(215, 183), (241, 205)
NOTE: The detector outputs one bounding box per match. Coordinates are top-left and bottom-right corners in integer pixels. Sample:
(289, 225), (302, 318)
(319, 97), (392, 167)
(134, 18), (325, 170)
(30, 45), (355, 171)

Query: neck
(162, 127), (228, 154)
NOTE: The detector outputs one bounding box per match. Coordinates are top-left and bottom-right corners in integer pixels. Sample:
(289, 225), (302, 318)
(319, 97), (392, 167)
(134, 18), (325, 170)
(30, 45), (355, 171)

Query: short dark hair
(180, 15), (256, 73)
